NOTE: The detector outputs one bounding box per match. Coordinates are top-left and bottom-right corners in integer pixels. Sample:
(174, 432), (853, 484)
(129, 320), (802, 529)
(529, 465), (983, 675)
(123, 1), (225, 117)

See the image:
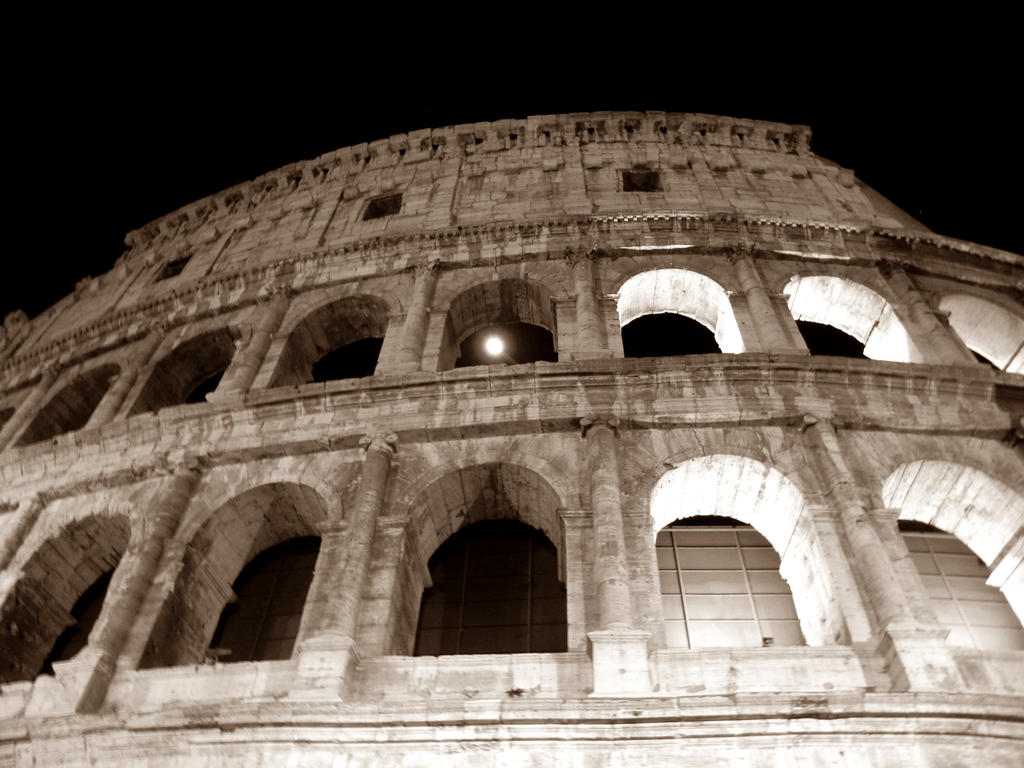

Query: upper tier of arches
(1, 253), (1019, 452)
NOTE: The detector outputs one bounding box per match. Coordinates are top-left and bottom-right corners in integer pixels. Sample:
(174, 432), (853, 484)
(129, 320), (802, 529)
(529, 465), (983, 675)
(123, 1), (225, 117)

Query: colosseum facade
(0, 111), (1022, 766)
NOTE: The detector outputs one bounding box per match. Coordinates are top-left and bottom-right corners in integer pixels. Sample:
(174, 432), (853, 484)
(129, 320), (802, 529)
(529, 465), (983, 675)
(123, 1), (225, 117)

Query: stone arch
(784, 275), (922, 362)
(408, 462), (566, 566)
(883, 460), (1024, 630)
(140, 482), (329, 668)
(15, 363), (120, 446)
(437, 278), (558, 370)
(129, 326), (240, 414)
(0, 512), (131, 682)
(615, 268), (744, 353)
(177, 462), (350, 547)
(403, 462), (567, 656)
(649, 455), (839, 646)
(882, 460), (1024, 566)
(268, 293), (392, 386)
(938, 293), (1024, 373)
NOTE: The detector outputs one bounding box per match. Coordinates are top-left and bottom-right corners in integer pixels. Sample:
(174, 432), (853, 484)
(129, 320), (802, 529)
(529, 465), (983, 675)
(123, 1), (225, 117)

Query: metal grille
(656, 523), (804, 649)
(414, 520), (567, 656)
(210, 537), (320, 662)
(902, 528), (1024, 651)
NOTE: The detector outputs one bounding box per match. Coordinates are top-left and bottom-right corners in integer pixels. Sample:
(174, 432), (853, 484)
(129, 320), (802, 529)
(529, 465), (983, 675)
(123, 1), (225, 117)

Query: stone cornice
(4, 213), (1021, 390)
(119, 111), (815, 254)
(1, 355), (1019, 502)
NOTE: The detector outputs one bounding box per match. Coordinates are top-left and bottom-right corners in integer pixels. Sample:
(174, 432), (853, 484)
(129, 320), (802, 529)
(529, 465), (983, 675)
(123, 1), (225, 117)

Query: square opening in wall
(622, 168), (661, 192)
(363, 193), (403, 220)
(157, 256), (190, 281)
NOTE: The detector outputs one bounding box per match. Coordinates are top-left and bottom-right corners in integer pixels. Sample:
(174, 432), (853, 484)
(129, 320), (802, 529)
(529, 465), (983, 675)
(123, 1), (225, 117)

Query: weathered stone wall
(1, 111), (1022, 766)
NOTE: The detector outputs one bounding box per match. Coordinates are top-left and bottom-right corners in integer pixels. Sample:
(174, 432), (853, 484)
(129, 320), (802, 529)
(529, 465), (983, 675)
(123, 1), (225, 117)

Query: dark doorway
(796, 321), (866, 358)
(311, 337), (383, 381)
(185, 370), (225, 404)
(621, 313), (721, 358)
(39, 571), (113, 675)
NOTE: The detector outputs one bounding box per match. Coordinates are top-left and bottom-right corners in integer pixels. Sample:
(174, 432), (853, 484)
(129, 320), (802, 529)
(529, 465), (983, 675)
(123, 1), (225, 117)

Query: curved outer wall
(0, 111), (1023, 766)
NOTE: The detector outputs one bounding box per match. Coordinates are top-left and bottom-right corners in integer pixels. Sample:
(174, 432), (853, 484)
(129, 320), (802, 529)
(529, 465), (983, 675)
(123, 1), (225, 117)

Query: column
(86, 327), (165, 428)
(559, 509), (594, 652)
(0, 494), (46, 572)
(78, 463), (201, 712)
(215, 289), (291, 397)
(878, 261), (975, 365)
(291, 433), (397, 698)
(569, 248), (609, 359)
(393, 262), (439, 372)
(581, 417), (650, 695)
(0, 366), (58, 450)
(986, 526), (1024, 629)
(23, 461), (202, 716)
(802, 417), (964, 691)
(730, 248), (808, 353)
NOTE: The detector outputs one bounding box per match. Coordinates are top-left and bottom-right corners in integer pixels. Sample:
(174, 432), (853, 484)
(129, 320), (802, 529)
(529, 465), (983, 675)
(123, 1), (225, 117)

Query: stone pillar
(878, 261), (975, 365)
(86, 328), (165, 428)
(569, 249), (609, 359)
(0, 367), (58, 450)
(0, 494), (46, 572)
(291, 433), (397, 698)
(353, 516), (412, 657)
(986, 527), (1024, 629)
(25, 460), (202, 716)
(730, 249), (808, 353)
(802, 417), (964, 691)
(216, 289), (291, 397)
(393, 262), (439, 372)
(581, 417), (650, 695)
(558, 509), (594, 652)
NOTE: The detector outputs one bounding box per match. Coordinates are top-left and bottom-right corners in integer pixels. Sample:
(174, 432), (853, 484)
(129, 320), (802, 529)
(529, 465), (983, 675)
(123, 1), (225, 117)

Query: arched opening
(656, 516), (803, 649)
(414, 519), (566, 655)
(15, 364), (120, 446)
(794, 321), (866, 358)
(883, 460), (1024, 635)
(140, 483), (328, 668)
(269, 295), (389, 386)
(0, 513), (130, 683)
(401, 462), (567, 656)
(938, 294), (1024, 373)
(621, 313), (721, 357)
(899, 521), (1024, 651)
(650, 455), (841, 646)
(784, 275), (921, 363)
(616, 269), (743, 355)
(129, 328), (238, 414)
(439, 279), (557, 371)
(208, 536), (320, 663)
(39, 571), (113, 675)
(455, 322), (557, 367)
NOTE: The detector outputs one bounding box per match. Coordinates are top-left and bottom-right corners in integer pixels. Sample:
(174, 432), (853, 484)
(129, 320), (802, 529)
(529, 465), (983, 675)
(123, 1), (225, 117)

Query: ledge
(0, 354), (1019, 502)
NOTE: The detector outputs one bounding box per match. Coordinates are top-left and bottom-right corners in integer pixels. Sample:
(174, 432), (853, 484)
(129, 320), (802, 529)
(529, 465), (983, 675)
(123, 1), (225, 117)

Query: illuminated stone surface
(1, 111), (1023, 765)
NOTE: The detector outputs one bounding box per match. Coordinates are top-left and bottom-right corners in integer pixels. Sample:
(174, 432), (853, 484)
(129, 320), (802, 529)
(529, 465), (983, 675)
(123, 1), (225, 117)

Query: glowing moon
(484, 336), (504, 356)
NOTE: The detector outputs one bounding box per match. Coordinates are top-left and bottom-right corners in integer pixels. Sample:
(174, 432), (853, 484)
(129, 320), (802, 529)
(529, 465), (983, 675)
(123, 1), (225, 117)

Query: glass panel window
(901, 526), (1024, 651)
(209, 537), (320, 663)
(656, 520), (804, 649)
(414, 519), (567, 656)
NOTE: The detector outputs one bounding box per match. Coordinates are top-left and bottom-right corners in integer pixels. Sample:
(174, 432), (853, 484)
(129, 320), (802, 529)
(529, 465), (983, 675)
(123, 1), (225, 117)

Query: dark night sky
(5, 38), (1020, 323)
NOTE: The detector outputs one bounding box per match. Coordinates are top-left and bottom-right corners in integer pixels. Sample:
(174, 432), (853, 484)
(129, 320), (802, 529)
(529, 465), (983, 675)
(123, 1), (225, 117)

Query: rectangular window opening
(622, 169), (661, 192)
(363, 193), (402, 220)
(157, 256), (191, 281)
